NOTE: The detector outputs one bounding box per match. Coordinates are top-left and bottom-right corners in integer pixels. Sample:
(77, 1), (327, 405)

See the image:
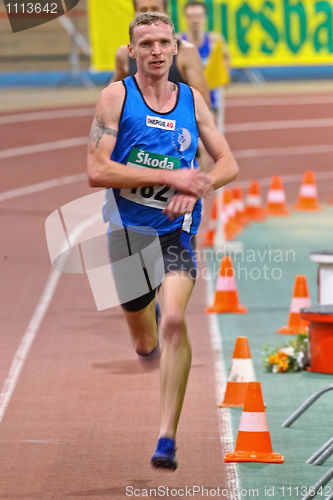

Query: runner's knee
(134, 334), (158, 356)
(161, 312), (186, 344)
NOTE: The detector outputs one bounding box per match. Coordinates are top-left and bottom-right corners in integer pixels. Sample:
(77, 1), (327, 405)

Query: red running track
(0, 87), (332, 499)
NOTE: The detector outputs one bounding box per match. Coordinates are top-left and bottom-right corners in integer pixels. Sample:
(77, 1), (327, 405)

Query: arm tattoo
(89, 115), (118, 148)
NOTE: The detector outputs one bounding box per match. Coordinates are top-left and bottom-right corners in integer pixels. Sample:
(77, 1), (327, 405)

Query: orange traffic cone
(221, 207), (236, 242)
(203, 197), (218, 247)
(293, 170), (321, 211)
(266, 176), (290, 217)
(224, 382), (284, 463)
(233, 187), (249, 226)
(223, 189), (242, 238)
(278, 275), (311, 334)
(218, 337), (256, 408)
(246, 181), (266, 221)
(206, 257), (247, 314)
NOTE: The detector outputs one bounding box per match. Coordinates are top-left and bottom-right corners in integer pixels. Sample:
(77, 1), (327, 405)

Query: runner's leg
(123, 298), (159, 356)
(158, 271), (194, 438)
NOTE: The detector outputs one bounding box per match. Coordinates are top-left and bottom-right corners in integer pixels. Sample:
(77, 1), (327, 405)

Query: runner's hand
(167, 169), (212, 198)
(163, 193), (197, 221)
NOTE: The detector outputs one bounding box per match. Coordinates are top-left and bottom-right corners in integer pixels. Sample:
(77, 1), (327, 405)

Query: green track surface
(206, 206), (333, 500)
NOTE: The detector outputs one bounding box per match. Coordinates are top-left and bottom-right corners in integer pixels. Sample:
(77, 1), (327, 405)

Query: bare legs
(123, 298), (158, 355)
(123, 271), (194, 439)
(158, 272), (194, 438)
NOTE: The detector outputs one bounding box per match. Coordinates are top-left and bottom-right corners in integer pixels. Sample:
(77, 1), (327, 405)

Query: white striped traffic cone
(246, 181), (266, 221)
(218, 337), (256, 408)
(266, 176), (290, 217)
(278, 275), (311, 334)
(293, 170), (321, 211)
(224, 382), (284, 463)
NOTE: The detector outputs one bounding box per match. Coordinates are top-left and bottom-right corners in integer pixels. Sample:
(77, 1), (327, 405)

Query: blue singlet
(103, 76), (201, 235)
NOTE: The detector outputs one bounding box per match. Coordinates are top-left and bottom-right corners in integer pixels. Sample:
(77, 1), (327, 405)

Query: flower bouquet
(263, 333), (310, 373)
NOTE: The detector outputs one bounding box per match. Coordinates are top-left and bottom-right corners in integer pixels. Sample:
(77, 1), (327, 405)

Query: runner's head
(184, 1), (207, 33)
(129, 12), (175, 43)
(129, 13), (176, 78)
(133, 0), (168, 15)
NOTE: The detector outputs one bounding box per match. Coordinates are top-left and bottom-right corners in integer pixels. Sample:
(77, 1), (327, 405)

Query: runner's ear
(128, 43), (135, 59)
(173, 39), (178, 55)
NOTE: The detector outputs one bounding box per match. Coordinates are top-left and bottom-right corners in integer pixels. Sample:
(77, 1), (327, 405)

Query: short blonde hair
(129, 12), (175, 42)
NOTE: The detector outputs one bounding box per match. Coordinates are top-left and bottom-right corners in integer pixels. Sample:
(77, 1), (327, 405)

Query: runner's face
(135, 0), (165, 14)
(185, 5), (206, 33)
(130, 22), (176, 78)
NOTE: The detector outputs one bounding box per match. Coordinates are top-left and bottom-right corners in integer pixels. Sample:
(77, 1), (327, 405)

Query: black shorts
(108, 227), (197, 311)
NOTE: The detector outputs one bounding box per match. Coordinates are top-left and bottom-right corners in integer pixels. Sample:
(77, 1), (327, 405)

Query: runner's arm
(177, 42), (211, 108)
(192, 87), (239, 189)
(87, 84), (211, 197)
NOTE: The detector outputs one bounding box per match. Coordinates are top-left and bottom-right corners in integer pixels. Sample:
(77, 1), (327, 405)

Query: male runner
(87, 12), (238, 470)
(182, 0), (231, 112)
(112, 0), (210, 107)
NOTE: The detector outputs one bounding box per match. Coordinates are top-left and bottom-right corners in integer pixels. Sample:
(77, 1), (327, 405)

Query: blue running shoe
(151, 437), (177, 470)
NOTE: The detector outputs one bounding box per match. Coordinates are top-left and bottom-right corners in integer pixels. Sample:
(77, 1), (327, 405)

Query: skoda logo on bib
(172, 127), (191, 153)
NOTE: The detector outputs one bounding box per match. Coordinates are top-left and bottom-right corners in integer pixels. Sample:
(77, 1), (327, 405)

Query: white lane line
(0, 439), (70, 444)
(226, 95), (333, 107)
(0, 157), (331, 433)
(1, 118), (332, 161)
(0, 270), (61, 424)
(6, 168), (325, 196)
(0, 108), (94, 125)
(0, 174), (87, 202)
(234, 144), (333, 159)
(0, 213), (99, 424)
(0, 137), (87, 160)
(1, 115), (333, 161)
(226, 117), (333, 132)
(1, 96), (332, 124)
(1, 148), (333, 203)
(1, 135), (333, 164)
(205, 262), (240, 500)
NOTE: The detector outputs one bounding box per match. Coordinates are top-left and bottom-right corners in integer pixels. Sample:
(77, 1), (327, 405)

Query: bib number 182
(131, 185), (169, 203)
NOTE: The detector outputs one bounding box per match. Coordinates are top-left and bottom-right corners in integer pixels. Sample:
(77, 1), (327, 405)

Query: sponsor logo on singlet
(146, 115), (176, 131)
(172, 127), (192, 152)
(120, 147), (180, 209)
(128, 147), (180, 170)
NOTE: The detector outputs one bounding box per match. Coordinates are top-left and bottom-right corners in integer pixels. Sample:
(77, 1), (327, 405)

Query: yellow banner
(88, 0), (333, 71)
(88, 0), (133, 72)
(204, 40), (230, 87)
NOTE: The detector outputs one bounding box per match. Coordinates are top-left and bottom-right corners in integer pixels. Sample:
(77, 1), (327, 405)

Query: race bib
(120, 147), (180, 209)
